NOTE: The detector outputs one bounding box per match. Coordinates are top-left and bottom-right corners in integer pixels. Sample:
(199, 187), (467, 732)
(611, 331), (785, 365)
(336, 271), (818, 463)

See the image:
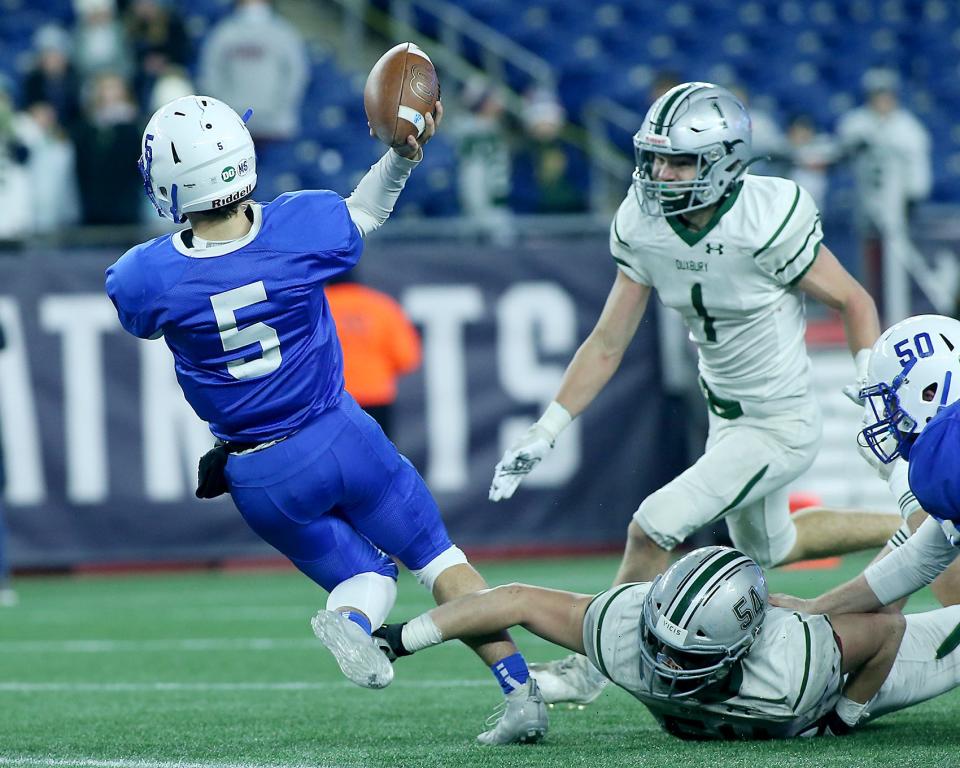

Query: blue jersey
(106, 191), (362, 442)
(908, 400), (960, 523)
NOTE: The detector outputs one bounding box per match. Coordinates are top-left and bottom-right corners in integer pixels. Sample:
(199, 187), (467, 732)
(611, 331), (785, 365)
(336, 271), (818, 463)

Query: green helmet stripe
(667, 549), (742, 626)
(653, 84), (696, 134)
(655, 83), (714, 136)
(661, 547), (728, 619)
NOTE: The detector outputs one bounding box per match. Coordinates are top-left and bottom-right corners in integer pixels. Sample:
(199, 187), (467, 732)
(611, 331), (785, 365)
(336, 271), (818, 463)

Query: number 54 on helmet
(639, 546), (768, 700)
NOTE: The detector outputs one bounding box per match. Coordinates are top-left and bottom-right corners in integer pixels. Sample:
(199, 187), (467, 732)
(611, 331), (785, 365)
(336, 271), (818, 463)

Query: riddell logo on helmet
(211, 183), (252, 208)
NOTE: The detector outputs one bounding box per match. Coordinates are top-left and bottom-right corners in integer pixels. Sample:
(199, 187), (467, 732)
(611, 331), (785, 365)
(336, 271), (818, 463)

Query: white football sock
(867, 605), (960, 720)
(326, 572), (398, 629)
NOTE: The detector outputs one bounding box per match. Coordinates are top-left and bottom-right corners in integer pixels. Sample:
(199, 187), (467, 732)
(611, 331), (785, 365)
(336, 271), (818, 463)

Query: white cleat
(310, 610), (394, 689)
(476, 678), (548, 745)
(0, 588), (17, 608)
(529, 653), (609, 707)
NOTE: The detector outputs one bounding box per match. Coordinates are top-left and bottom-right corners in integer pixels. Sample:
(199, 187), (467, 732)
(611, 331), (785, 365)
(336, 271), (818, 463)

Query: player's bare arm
(488, 271), (650, 501)
(829, 611), (906, 727)
(554, 270), (651, 418)
(795, 244), (880, 400)
(773, 515), (957, 615)
(381, 584), (593, 658)
(771, 573), (883, 616)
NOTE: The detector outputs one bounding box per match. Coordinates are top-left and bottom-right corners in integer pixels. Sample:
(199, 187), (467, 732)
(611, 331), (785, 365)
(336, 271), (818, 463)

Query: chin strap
(170, 183), (185, 223)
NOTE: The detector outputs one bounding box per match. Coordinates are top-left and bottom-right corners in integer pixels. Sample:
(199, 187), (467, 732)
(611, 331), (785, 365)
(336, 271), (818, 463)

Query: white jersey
(611, 175), (822, 401)
(582, 584), (842, 740)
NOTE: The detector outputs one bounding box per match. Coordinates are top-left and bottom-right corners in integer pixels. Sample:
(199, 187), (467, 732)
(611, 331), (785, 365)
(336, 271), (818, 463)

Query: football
(364, 42), (440, 149)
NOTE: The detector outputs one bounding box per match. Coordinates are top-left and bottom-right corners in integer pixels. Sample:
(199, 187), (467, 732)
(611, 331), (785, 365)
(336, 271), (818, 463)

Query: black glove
(195, 443), (230, 499)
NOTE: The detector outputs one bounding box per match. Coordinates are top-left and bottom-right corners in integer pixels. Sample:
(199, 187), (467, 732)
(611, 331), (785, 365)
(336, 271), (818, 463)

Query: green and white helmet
(639, 546), (767, 700)
(633, 82), (753, 217)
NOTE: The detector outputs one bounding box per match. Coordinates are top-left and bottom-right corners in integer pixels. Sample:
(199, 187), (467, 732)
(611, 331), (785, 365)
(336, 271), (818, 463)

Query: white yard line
(0, 638), (317, 653)
(0, 679), (488, 693)
(0, 757), (343, 768)
(0, 636), (555, 654)
(8, 602), (432, 625)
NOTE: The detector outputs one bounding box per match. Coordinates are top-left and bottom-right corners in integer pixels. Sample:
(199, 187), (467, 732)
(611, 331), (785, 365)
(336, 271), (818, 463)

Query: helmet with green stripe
(639, 546), (767, 700)
(633, 82), (753, 217)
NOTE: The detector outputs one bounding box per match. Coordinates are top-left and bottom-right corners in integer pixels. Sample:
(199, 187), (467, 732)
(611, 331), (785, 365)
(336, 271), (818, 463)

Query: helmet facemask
(858, 372), (919, 464)
(139, 132), (186, 224)
(638, 591), (752, 700)
(633, 143), (731, 217)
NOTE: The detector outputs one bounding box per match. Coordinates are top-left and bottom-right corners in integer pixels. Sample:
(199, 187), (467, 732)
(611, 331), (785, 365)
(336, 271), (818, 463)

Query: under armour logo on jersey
(705, 243), (725, 255)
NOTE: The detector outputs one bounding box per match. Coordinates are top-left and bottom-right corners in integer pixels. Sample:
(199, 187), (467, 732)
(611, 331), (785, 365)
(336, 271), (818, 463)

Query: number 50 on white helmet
(139, 95), (257, 222)
(859, 314), (960, 464)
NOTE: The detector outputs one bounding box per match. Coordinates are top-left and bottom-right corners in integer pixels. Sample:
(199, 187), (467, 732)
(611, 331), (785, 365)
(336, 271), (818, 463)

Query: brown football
(364, 42), (440, 149)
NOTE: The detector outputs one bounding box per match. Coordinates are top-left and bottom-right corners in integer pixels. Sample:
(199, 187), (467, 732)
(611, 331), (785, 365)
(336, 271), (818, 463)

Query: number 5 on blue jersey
(210, 281), (282, 380)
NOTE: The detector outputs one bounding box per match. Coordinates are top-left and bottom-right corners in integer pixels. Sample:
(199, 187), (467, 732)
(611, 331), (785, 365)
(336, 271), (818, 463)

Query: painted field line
(8, 602), (429, 625)
(0, 756), (345, 768)
(0, 679), (488, 693)
(0, 638), (317, 653)
(0, 636), (555, 654)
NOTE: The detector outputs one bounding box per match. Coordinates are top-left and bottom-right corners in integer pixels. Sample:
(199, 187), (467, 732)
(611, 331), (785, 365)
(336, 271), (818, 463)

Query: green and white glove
(488, 402), (571, 502)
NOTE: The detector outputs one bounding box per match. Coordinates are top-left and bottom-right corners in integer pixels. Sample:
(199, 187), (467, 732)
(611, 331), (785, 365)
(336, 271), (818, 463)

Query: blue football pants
(225, 392), (453, 591)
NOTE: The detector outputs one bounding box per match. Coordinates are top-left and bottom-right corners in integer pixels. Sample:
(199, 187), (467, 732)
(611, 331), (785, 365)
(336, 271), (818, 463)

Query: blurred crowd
(0, 0), (936, 244)
(452, 66), (932, 248)
(0, 0), (308, 238)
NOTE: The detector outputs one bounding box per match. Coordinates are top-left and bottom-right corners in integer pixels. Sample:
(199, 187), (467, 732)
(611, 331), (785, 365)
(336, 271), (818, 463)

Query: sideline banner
(0, 236), (670, 567)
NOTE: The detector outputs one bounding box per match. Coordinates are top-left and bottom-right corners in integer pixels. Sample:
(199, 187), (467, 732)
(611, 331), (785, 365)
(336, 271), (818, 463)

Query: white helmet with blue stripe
(639, 546), (767, 700)
(859, 314), (960, 464)
(139, 95), (257, 223)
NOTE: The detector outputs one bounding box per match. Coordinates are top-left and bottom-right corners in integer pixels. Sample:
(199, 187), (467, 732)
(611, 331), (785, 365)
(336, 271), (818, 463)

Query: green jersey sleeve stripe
(792, 614), (812, 710)
(787, 242), (820, 287)
(613, 213), (630, 247)
(593, 585), (637, 678)
(753, 183), (801, 258)
(775, 215), (822, 276)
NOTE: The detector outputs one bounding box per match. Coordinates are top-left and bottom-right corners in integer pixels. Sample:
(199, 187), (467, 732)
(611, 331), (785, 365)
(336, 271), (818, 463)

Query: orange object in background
(785, 491), (842, 570)
(789, 491), (822, 514)
(326, 282), (422, 409)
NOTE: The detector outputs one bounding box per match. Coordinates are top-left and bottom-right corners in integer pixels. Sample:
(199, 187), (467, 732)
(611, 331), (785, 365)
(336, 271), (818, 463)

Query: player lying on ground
(773, 316), (960, 659)
(488, 81), (898, 704)
(105, 92), (545, 745)
(371, 546), (960, 741)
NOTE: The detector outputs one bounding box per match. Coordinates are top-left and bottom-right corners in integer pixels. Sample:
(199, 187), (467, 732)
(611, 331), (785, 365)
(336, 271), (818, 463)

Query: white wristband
(537, 401), (572, 442)
(854, 348), (872, 381)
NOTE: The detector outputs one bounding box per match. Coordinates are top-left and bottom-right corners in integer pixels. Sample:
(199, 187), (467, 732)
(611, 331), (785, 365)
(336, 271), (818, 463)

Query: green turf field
(0, 553), (955, 768)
